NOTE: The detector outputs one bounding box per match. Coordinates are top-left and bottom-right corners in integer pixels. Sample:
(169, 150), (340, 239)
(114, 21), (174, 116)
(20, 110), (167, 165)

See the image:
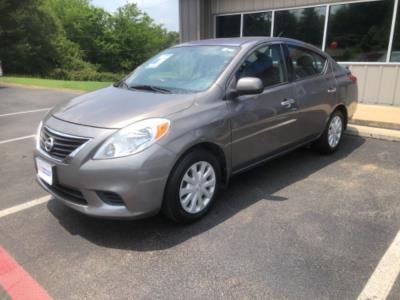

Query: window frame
(225, 42), (290, 94)
(213, 0), (400, 65)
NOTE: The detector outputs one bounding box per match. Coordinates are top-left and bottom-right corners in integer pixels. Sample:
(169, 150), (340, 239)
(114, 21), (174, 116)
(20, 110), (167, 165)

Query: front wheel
(313, 110), (345, 154)
(162, 149), (221, 223)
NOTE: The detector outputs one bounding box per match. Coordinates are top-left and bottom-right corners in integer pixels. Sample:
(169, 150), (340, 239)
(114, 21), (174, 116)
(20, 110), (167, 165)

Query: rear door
(284, 44), (336, 137)
(228, 43), (303, 171)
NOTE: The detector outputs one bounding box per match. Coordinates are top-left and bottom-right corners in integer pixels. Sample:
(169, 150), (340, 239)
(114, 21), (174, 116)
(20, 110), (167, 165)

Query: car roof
(178, 37), (305, 47)
(176, 37), (325, 55)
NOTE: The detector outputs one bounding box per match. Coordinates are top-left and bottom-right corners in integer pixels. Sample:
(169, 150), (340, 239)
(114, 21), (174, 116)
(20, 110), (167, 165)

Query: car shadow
(48, 135), (365, 251)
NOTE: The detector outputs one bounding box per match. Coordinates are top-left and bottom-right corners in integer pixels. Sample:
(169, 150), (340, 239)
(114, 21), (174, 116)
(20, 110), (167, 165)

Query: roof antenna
(277, 32), (284, 37)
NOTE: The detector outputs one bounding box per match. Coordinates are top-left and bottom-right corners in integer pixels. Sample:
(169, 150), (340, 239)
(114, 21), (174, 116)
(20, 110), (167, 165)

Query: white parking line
(0, 108), (50, 118)
(0, 135), (35, 145)
(358, 230), (400, 300)
(0, 196), (51, 219)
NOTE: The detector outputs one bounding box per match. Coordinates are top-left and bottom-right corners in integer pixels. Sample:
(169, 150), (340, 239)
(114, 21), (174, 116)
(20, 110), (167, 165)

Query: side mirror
(235, 77), (263, 96)
(113, 81), (122, 87)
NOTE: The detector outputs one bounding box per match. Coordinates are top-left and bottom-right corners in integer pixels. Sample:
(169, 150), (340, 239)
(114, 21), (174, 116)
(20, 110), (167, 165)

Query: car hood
(51, 86), (195, 129)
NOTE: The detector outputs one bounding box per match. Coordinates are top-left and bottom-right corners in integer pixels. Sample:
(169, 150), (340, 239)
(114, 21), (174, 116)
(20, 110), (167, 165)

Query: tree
(45, 0), (111, 68)
(0, 0), (180, 78)
(107, 3), (177, 72)
(0, 0), (60, 75)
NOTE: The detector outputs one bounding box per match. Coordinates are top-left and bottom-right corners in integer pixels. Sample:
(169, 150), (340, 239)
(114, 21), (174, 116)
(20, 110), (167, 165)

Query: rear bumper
(347, 81), (358, 120)
(347, 99), (357, 121)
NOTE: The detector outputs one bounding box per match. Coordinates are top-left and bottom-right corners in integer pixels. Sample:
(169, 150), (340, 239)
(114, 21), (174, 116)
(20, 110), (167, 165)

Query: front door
(228, 44), (303, 171)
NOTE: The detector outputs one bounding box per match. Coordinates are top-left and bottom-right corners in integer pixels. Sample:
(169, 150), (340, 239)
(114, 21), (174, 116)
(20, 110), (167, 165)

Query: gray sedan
(34, 37), (358, 223)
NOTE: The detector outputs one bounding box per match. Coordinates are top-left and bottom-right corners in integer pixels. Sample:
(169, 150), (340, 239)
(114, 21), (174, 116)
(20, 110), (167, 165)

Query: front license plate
(36, 158), (53, 185)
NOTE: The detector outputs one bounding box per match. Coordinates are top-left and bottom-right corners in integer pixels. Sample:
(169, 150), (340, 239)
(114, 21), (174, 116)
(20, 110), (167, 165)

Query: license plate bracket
(36, 157), (54, 186)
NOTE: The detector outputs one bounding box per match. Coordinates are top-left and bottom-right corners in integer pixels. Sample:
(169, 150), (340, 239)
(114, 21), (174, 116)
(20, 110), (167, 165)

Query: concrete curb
(346, 125), (400, 142)
(349, 119), (400, 131)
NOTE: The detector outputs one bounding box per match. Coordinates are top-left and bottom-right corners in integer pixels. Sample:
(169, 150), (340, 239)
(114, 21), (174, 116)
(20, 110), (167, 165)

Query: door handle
(327, 87), (337, 93)
(281, 98), (296, 108)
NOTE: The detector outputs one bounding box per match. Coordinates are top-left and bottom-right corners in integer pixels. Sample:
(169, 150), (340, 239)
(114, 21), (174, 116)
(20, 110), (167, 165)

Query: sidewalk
(350, 104), (400, 130)
(347, 103), (400, 142)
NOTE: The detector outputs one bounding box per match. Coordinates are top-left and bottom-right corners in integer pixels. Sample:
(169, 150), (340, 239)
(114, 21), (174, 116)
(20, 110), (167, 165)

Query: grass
(0, 76), (112, 92)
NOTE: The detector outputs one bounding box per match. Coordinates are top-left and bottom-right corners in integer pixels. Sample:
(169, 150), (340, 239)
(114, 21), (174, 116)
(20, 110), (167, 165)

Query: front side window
(326, 0), (394, 62)
(236, 44), (286, 88)
(216, 15), (241, 38)
(243, 12), (272, 37)
(287, 45), (327, 79)
(274, 7), (326, 48)
(125, 46), (239, 92)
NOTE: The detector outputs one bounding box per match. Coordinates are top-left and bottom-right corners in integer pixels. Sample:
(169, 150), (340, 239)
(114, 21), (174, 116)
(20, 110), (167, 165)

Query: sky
(92, 0), (179, 31)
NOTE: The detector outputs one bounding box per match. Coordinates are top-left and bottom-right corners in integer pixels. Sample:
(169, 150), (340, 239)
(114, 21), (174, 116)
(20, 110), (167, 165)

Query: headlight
(93, 118), (170, 159)
(36, 121), (43, 150)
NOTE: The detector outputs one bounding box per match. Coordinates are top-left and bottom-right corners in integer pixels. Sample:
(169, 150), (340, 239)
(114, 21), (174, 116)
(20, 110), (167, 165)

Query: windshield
(124, 45), (239, 93)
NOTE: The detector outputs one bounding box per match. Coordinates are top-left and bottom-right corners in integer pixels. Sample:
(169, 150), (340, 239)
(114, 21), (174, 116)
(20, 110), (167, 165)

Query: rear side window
(236, 44), (287, 88)
(331, 60), (346, 74)
(287, 45), (327, 79)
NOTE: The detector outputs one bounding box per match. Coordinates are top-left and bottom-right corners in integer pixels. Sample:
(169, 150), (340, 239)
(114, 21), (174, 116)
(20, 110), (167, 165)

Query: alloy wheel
(328, 115), (343, 148)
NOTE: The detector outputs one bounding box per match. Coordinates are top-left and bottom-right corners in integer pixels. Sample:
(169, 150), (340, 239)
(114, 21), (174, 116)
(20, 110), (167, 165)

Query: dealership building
(179, 0), (400, 106)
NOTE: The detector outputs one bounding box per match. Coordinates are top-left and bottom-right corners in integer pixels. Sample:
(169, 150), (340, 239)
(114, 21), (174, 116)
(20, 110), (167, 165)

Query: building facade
(179, 0), (400, 106)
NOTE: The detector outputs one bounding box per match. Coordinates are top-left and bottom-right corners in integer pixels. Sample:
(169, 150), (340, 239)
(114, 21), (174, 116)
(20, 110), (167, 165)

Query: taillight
(348, 73), (357, 83)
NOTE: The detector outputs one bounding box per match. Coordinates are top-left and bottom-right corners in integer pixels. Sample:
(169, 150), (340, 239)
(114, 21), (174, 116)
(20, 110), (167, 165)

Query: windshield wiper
(129, 85), (172, 94)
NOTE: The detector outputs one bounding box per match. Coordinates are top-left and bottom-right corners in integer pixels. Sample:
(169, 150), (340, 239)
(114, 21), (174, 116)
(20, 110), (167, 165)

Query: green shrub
(49, 68), (123, 82)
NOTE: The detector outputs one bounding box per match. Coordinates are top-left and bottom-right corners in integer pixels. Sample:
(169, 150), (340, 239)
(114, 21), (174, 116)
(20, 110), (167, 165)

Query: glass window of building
(243, 12), (272, 37)
(216, 15), (241, 38)
(326, 0), (394, 62)
(274, 7), (326, 47)
(391, 2), (400, 62)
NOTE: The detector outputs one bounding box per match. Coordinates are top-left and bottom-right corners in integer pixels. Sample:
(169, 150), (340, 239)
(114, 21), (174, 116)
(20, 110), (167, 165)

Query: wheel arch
(167, 141), (230, 188)
(332, 104), (348, 129)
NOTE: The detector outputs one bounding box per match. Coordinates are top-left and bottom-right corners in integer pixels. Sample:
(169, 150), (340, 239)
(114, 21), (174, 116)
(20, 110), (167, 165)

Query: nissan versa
(34, 37), (357, 223)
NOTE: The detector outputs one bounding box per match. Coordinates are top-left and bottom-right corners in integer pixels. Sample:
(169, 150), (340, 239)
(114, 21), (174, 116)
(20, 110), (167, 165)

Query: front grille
(97, 191), (124, 206)
(40, 126), (89, 160)
(43, 181), (88, 205)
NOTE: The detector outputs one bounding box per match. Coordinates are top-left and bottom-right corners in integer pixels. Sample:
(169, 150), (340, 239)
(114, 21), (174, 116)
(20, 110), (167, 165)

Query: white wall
(347, 64), (400, 106)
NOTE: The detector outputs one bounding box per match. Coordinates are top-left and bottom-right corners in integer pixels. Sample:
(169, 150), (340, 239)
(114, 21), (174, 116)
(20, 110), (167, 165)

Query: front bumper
(34, 116), (177, 219)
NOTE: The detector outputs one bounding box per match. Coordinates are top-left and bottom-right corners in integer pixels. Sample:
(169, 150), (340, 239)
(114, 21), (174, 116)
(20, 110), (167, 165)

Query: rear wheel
(162, 149), (221, 223)
(314, 110), (345, 154)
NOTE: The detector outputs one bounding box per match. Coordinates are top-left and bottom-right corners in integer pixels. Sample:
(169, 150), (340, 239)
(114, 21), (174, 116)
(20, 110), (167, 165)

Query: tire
(162, 149), (221, 223)
(313, 110), (345, 154)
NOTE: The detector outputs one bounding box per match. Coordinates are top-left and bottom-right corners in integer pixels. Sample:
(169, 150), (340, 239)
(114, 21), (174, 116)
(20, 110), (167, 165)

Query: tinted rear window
(287, 45), (327, 79)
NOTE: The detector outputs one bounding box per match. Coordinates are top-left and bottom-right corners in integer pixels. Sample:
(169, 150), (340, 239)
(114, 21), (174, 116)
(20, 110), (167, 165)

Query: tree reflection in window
(274, 7), (326, 47)
(243, 12), (272, 37)
(326, 0), (394, 62)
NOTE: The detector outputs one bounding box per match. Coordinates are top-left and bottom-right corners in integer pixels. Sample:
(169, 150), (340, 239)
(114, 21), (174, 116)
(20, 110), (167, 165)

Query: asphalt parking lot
(1, 85), (400, 299)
